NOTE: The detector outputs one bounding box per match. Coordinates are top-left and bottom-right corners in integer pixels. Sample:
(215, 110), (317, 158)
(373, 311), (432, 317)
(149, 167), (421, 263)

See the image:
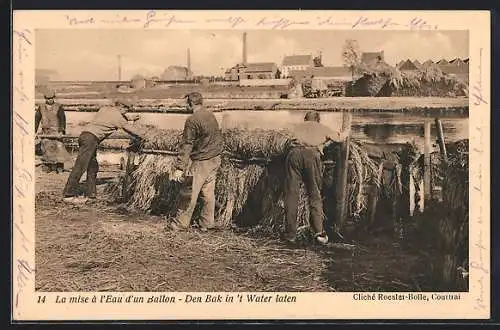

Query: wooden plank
(334, 112), (352, 231)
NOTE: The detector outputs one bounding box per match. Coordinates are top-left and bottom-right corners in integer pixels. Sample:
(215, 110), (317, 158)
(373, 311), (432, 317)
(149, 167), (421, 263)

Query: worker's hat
(43, 89), (56, 99)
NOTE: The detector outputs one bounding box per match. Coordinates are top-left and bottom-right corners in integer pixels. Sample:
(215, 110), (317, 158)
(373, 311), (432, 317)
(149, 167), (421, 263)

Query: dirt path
(35, 167), (438, 292)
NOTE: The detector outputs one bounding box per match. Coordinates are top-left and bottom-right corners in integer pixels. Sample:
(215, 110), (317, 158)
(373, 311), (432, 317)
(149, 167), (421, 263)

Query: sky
(35, 29), (468, 81)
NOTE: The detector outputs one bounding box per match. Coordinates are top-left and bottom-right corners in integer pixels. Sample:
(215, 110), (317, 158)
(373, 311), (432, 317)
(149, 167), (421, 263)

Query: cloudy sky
(36, 29), (468, 81)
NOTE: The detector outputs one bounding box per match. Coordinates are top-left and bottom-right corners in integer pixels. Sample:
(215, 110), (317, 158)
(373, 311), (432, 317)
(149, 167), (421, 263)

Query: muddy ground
(36, 165), (446, 292)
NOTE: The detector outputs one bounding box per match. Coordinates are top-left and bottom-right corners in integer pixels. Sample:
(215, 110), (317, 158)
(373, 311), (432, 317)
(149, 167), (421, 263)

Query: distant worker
(168, 92), (223, 232)
(283, 110), (347, 246)
(35, 90), (71, 173)
(62, 98), (144, 204)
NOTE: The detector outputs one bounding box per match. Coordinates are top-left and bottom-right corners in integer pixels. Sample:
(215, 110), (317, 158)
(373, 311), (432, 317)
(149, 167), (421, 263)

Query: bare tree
(342, 39), (361, 80)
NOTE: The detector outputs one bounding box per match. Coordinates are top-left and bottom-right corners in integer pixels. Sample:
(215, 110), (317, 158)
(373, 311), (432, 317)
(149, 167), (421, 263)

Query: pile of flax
(105, 127), (381, 233)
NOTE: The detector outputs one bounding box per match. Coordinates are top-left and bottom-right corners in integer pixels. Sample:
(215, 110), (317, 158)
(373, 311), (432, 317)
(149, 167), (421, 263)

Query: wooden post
(435, 117), (448, 202)
(335, 111), (352, 232)
(435, 118), (448, 163)
(409, 165), (415, 216)
(423, 119), (432, 203)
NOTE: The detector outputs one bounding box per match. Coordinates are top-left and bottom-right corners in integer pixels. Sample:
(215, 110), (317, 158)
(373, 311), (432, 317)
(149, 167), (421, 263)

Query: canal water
(59, 110), (468, 166)
(65, 110), (469, 148)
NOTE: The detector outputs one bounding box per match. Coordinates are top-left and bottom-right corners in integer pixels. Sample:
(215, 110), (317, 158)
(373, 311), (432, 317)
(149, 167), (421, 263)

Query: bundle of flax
(107, 127), (383, 232)
(223, 128), (293, 161)
(436, 139), (469, 287)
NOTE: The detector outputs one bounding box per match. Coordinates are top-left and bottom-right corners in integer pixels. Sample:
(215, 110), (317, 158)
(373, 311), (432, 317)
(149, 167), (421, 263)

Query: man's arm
(57, 104), (66, 134)
(35, 107), (41, 133)
(175, 118), (196, 172)
(114, 109), (144, 139)
(121, 122), (145, 140)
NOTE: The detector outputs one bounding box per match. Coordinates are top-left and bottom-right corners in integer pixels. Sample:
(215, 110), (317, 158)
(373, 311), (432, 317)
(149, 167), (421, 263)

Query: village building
(161, 66), (193, 81)
(224, 64), (246, 81)
(361, 51), (385, 66)
(287, 69), (312, 80)
(310, 66), (354, 96)
(130, 75), (146, 89)
(281, 55), (313, 78)
(225, 62), (279, 80)
(311, 66), (353, 82)
(241, 62), (279, 79)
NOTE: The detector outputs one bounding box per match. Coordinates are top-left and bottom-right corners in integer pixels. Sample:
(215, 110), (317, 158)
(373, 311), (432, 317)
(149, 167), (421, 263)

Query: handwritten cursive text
(472, 48), (488, 106)
(256, 17), (311, 30)
(143, 10), (196, 28)
(205, 16), (246, 28)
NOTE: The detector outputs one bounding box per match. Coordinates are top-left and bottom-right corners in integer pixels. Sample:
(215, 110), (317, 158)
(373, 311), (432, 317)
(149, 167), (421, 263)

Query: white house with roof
(281, 54), (313, 78)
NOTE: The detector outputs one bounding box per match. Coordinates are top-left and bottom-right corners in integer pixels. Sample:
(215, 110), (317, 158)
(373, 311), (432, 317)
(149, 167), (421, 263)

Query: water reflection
(65, 110), (469, 151)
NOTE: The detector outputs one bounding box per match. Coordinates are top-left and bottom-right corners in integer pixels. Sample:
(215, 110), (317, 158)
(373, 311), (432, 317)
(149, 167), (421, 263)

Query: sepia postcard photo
(12, 10), (491, 321)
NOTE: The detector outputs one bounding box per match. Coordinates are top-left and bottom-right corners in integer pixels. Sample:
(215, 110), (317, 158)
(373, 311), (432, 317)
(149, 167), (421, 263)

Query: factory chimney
(187, 48), (191, 72)
(117, 55), (122, 81)
(242, 32), (247, 65)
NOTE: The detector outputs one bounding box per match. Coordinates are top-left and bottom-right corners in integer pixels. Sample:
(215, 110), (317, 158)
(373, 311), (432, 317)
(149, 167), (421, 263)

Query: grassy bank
(36, 97), (469, 114)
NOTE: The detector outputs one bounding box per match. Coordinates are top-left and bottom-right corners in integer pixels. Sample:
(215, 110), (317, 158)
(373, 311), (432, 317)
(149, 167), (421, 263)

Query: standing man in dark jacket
(283, 110), (346, 246)
(62, 98), (144, 204)
(168, 92), (223, 232)
(35, 90), (71, 173)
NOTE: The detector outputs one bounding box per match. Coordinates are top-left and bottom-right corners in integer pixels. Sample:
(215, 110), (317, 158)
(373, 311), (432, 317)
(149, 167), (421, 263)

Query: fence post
(423, 119), (432, 204)
(335, 111), (352, 232)
(435, 117), (448, 202)
(435, 118), (448, 162)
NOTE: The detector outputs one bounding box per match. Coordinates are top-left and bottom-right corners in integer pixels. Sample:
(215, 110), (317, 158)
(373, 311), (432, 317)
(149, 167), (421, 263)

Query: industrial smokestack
(117, 55), (122, 81)
(242, 32), (247, 64)
(187, 48), (191, 72)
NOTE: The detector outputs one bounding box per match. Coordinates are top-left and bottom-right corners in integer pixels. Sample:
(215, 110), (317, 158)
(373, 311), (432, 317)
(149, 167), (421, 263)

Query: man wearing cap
(62, 98), (144, 204)
(35, 90), (71, 173)
(168, 92), (223, 232)
(283, 110), (347, 246)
